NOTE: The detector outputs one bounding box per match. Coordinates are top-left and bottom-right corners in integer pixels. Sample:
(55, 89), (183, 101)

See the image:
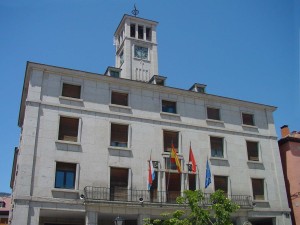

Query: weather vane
(132, 4), (139, 17)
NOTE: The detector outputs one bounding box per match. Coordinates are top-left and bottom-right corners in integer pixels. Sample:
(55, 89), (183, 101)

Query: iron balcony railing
(83, 186), (253, 208)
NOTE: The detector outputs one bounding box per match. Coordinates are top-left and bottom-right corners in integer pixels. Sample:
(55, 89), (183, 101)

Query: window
(163, 130), (178, 152)
(58, 117), (79, 142)
(138, 25), (143, 39)
(165, 173), (181, 203)
(162, 100), (177, 114)
(210, 137), (224, 158)
(247, 141), (259, 161)
(110, 167), (128, 201)
(214, 176), (228, 194)
(110, 124), (128, 147)
(110, 70), (120, 78)
(111, 91), (128, 106)
(188, 174), (196, 191)
(207, 107), (220, 120)
(134, 46), (148, 60)
(55, 162), (76, 189)
(146, 27), (151, 41)
(0, 201), (6, 208)
(242, 113), (255, 126)
(61, 83), (81, 99)
(252, 178), (264, 200)
(130, 23), (135, 38)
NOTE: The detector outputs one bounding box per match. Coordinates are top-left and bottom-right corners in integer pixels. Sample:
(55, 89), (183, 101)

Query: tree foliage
(144, 190), (239, 225)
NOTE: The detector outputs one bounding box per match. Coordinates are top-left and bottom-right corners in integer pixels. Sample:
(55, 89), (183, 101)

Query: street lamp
(114, 216), (123, 225)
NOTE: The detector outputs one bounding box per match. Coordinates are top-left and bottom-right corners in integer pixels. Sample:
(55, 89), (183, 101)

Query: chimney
(281, 125), (290, 138)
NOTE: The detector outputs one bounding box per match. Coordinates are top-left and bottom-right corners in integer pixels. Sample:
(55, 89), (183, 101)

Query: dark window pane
(146, 27), (151, 41)
(163, 131), (178, 152)
(130, 24), (135, 37)
(65, 171), (75, 189)
(111, 92), (128, 106)
(55, 171), (64, 188)
(162, 100), (177, 114)
(55, 162), (76, 189)
(189, 174), (196, 191)
(58, 117), (79, 142)
(62, 83), (81, 99)
(252, 179), (264, 200)
(110, 71), (120, 78)
(242, 113), (254, 126)
(138, 25), (143, 39)
(111, 124), (128, 147)
(247, 141), (259, 161)
(214, 176), (228, 194)
(210, 137), (224, 158)
(207, 107), (220, 120)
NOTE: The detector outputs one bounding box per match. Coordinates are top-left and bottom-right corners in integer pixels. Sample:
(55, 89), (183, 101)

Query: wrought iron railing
(83, 186), (253, 208)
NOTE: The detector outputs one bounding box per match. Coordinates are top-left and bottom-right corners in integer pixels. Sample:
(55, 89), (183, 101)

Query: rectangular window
(62, 83), (81, 99)
(110, 167), (128, 201)
(165, 173), (181, 203)
(146, 27), (151, 41)
(242, 113), (255, 126)
(163, 130), (178, 152)
(188, 174), (196, 191)
(0, 201), (6, 208)
(58, 116), (79, 142)
(210, 137), (224, 158)
(130, 23), (135, 38)
(207, 107), (220, 120)
(55, 162), (76, 189)
(138, 25), (143, 39)
(247, 141), (259, 161)
(110, 124), (128, 147)
(110, 70), (120, 78)
(214, 176), (228, 194)
(162, 100), (177, 114)
(111, 91), (128, 106)
(252, 178), (264, 200)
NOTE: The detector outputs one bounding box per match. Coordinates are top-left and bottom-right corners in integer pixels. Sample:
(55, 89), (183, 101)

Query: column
(85, 211), (98, 225)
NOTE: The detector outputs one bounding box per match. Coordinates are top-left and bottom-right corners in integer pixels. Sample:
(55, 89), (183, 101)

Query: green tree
(144, 190), (239, 225)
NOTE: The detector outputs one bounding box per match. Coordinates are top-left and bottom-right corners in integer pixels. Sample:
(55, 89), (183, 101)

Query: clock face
(134, 46), (148, 60)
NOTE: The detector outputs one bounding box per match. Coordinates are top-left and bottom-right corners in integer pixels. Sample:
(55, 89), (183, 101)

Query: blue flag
(205, 158), (211, 189)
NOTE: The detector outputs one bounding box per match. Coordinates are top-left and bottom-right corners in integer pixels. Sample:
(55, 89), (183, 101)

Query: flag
(148, 158), (155, 190)
(189, 144), (196, 172)
(205, 158), (211, 189)
(171, 144), (182, 173)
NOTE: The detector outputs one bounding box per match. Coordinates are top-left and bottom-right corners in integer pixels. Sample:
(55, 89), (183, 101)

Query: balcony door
(110, 167), (129, 201)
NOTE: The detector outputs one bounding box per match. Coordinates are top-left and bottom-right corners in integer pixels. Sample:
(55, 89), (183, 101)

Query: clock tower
(114, 14), (159, 82)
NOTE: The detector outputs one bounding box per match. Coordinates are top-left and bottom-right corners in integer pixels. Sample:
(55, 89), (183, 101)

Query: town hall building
(10, 13), (291, 225)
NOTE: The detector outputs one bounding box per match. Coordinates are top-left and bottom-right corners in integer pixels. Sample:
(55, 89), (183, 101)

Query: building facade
(278, 125), (300, 225)
(10, 14), (291, 225)
(0, 193), (11, 225)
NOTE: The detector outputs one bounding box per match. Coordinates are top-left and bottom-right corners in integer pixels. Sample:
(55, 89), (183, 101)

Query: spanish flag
(171, 144), (182, 173)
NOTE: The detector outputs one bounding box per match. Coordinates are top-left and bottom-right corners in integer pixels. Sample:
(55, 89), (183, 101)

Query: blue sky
(0, 0), (299, 193)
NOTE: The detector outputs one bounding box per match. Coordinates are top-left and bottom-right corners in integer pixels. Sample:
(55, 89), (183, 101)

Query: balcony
(83, 186), (253, 208)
